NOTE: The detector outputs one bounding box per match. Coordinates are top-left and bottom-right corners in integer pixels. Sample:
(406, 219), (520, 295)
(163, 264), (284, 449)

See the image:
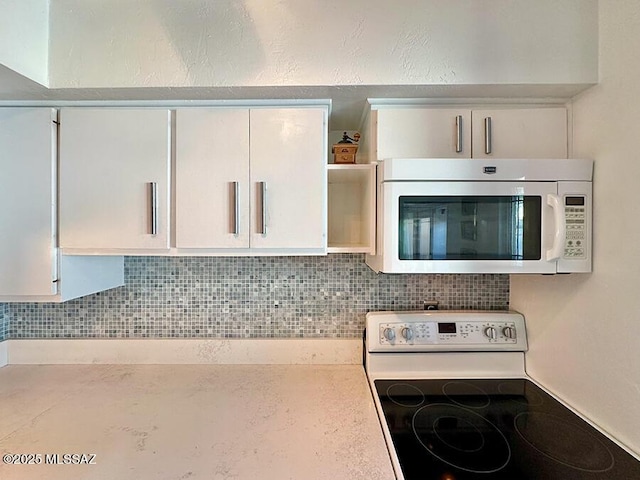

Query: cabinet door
(376, 108), (472, 159)
(0, 108), (57, 295)
(60, 108), (171, 251)
(175, 108), (250, 248)
(471, 108), (567, 158)
(249, 108), (327, 251)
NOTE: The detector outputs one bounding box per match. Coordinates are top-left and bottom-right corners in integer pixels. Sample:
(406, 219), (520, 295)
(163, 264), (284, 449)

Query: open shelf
(327, 164), (376, 254)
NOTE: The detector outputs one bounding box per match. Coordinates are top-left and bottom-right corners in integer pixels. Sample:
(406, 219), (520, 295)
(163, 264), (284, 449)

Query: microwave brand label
(483, 166), (497, 174)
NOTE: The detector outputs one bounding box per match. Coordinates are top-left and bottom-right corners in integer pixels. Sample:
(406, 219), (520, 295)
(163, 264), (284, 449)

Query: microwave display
(398, 196), (542, 261)
(566, 196), (585, 206)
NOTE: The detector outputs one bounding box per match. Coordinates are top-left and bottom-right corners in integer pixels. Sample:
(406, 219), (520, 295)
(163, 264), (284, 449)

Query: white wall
(511, 0), (640, 455)
(48, 0), (597, 88)
(0, 0), (49, 86)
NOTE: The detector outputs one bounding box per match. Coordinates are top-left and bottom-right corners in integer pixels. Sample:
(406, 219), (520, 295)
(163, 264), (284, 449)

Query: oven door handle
(546, 194), (565, 261)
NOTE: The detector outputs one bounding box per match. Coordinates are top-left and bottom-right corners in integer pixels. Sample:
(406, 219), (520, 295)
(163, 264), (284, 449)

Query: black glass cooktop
(375, 378), (640, 480)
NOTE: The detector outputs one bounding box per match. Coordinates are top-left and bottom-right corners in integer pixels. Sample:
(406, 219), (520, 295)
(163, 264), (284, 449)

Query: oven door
(379, 181), (560, 274)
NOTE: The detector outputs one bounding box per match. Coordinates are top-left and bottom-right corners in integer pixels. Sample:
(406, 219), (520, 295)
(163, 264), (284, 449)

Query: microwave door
(382, 181), (559, 274)
(432, 207), (447, 259)
(399, 202), (434, 259)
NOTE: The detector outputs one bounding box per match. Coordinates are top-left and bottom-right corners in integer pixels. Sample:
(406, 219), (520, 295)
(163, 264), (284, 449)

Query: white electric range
(364, 310), (640, 480)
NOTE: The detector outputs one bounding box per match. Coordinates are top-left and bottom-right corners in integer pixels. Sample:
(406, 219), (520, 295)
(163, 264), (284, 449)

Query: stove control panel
(368, 311), (527, 352)
(380, 321), (518, 345)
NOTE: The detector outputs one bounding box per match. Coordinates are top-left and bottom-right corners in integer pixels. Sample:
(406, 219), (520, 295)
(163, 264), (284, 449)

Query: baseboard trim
(5, 338), (362, 365)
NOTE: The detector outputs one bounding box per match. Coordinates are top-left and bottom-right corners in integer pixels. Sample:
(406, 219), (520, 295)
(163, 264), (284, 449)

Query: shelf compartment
(327, 164), (376, 254)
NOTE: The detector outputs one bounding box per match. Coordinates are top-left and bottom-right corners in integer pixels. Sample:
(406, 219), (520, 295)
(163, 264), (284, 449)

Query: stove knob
(502, 326), (517, 339)
(401, 327), (414, 341)
(383, 327), (396, 342)
(483, 326), (497, 341)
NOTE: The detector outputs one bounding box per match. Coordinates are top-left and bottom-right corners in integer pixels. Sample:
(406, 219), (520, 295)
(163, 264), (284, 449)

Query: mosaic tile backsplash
(7, 255), (509, 339)
(0, 303), (8, 341)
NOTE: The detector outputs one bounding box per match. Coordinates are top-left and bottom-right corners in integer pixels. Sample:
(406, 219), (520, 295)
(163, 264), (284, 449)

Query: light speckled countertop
(0, 365), (395, 480)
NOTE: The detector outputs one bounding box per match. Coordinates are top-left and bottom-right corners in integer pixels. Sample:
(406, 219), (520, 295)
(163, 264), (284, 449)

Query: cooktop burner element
(387, 383), (426, 408)
(514, 411), (615, 472)
(413, 402), (511, 474)
(442, 381), (490, 409)
(374, 378), (640, 479)
(364, 311), (640, 480)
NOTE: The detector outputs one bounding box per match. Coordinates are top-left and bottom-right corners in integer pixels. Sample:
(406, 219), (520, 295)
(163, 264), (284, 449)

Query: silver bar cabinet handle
(232, 181), (240, 236)
(149, 182), (158, 235)
(484, 117), (492, 155)
(260, 181), (267, 236)
(455, 115), (463, 153)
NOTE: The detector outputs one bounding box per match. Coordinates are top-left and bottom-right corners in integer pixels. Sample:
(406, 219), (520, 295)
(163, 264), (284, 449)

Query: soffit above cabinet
(0, 83), (594, 132)
(0, 0), (597, 129)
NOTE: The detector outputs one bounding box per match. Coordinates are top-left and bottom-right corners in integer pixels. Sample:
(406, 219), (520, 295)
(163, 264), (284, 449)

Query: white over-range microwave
(365, 158), (593, 274)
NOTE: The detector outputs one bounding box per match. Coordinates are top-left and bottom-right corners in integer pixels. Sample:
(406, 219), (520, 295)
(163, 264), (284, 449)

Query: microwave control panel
(564, 195), (587, 259)
(367, 311), (528, 352)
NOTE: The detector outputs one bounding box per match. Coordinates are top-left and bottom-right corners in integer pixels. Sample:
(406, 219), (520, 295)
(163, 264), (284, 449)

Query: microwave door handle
(546, 194), (565, 261)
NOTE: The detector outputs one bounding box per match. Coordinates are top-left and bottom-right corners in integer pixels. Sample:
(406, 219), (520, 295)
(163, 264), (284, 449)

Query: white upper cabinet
(0, 108), (57, 296)
(0, 108), (123, 302)
(59, 108), (171, 253)
(175, 108), (250, 249)
(249, 108), (327, 252)
(175, 106), (327, 254)
(376, 108), (472, 159)
(471, 108), (567, 159)
(370, 106), (567, 160)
